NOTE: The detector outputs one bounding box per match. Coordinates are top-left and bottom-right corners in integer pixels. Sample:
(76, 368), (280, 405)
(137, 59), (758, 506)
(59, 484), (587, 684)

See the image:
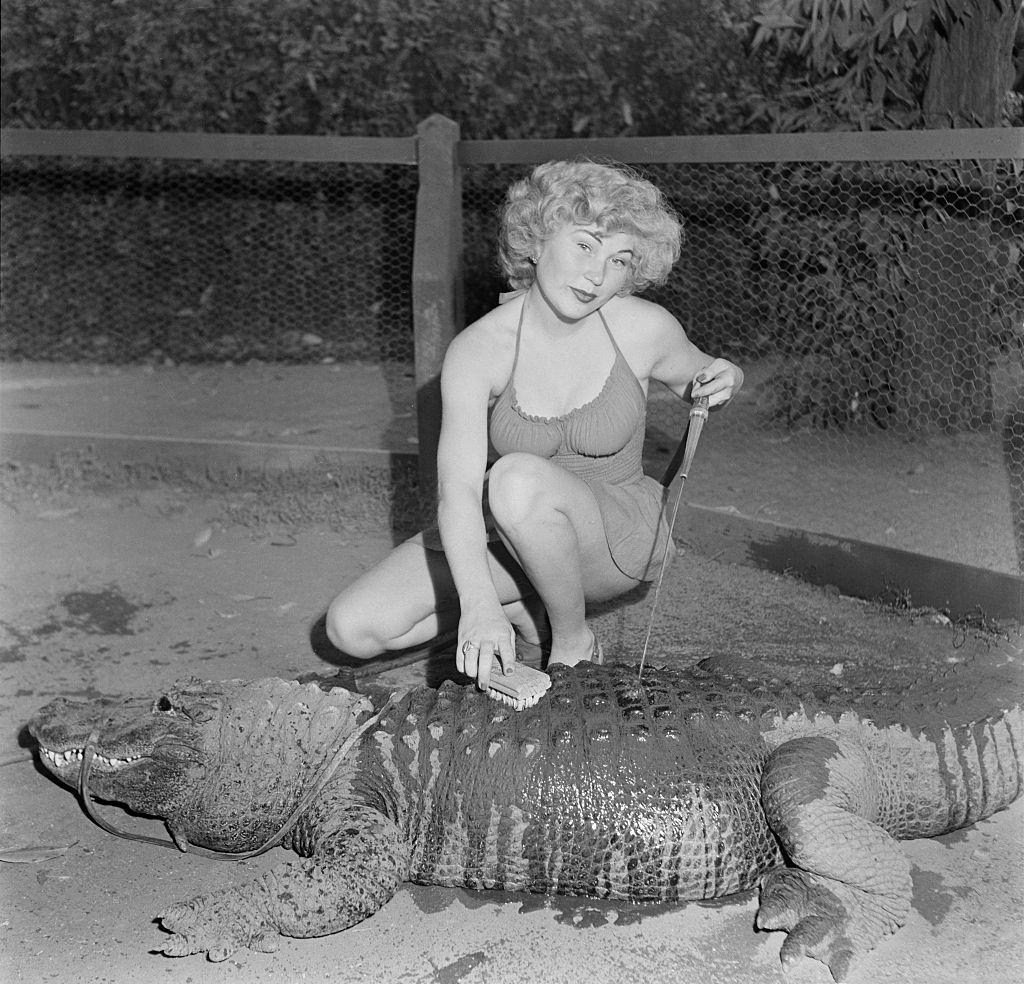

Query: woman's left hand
(691, 359), (743, 408)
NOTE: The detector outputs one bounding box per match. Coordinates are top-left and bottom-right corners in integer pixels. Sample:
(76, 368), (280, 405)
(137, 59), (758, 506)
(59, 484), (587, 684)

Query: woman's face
(532, 223), (636, 322)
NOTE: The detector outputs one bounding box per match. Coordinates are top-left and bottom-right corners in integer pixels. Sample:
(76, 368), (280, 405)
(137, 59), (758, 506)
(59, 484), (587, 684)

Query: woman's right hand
(456, 602), (517, 693)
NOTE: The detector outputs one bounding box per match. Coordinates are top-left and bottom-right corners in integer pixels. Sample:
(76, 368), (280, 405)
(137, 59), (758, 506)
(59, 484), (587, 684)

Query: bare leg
(487, 453), (638, 666)
(502, 596), (550, 646)
(327, 453), (637, 667)
(325, 533), (535, 660)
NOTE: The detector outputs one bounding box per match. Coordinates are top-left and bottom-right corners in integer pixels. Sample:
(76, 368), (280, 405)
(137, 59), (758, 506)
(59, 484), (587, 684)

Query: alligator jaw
(39, 745), (145, 776)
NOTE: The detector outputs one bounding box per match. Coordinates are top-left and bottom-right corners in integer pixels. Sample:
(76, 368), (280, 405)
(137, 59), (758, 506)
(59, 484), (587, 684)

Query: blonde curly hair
(498, 159), (683, 294)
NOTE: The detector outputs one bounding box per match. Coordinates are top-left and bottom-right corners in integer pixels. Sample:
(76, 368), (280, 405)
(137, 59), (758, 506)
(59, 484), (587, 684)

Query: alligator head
(29, 678), (373, 854)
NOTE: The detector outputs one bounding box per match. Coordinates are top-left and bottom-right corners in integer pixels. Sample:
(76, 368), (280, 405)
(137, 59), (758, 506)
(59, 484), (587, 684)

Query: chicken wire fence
(1, 142), (1022, 575)
(0, 156), (418, 364)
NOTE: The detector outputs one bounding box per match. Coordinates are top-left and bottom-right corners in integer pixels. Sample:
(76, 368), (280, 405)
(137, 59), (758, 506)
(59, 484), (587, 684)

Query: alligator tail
(927, 704), (1024, 833)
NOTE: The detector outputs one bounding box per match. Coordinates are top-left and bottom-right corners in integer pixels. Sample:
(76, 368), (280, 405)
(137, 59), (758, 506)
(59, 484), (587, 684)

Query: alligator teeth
(42, 748), (142, 769)
(43, 748), (83, 767)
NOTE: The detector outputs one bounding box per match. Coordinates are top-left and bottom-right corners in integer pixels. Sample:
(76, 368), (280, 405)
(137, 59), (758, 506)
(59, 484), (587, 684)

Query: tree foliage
(1, 0), (769, 137)
(748, 0), (1022, 130)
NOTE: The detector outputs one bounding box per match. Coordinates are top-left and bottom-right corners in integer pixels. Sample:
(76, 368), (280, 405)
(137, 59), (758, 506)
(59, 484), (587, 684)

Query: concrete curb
(0, 429), (418, 475)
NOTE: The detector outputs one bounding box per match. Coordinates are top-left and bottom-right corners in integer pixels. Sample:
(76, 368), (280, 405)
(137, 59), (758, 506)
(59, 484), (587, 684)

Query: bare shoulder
(607, 294), (681, 335)
(604, 295), (686, 370)
(442, 303), (518, 393)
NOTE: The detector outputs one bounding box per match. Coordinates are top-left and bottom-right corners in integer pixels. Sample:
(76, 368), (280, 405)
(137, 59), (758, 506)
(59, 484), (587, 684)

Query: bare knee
(324, 594), (384, 660)
(488, 453), (556, 529)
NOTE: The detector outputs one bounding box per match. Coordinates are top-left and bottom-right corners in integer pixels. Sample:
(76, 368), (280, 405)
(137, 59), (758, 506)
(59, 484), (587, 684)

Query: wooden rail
(0, 127), (417, 164)
(458, 127), (1024, 164)
(7, 125), (1017, 167)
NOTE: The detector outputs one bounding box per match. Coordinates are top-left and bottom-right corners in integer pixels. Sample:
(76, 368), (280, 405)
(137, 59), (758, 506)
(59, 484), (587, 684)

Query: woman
(326, 159), (742, 695)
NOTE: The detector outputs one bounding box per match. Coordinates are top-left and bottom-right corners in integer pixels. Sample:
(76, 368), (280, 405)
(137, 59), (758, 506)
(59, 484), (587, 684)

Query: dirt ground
(0, 467), (1021, 984)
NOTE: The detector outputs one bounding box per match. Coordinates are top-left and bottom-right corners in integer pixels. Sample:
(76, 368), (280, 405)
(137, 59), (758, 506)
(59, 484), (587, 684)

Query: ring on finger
(461, 640), (478, 657)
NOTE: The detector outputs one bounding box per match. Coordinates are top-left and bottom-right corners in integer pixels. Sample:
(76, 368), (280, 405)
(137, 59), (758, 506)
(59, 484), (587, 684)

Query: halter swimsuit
(485, 302), (675, 581)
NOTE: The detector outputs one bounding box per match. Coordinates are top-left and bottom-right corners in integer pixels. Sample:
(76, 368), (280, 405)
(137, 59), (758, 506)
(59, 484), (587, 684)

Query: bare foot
(547, 627), (600, 667)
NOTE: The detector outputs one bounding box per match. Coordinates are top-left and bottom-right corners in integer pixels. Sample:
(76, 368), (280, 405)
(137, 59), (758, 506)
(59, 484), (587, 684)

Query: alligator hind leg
(757, 736), (912, 983)
(158, 809), (410, 961)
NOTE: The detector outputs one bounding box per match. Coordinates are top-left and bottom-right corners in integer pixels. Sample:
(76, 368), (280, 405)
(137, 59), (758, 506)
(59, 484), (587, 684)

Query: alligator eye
(154, 695), (174, 713)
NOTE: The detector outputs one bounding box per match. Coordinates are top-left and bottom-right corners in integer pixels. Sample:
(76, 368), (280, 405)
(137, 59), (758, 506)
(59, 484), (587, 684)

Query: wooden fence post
(412, 114), (463, 519)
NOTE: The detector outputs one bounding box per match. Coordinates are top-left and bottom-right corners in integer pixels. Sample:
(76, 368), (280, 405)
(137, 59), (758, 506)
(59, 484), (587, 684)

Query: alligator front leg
(157, 810), (410, 961)
(756, 735), (912, 983)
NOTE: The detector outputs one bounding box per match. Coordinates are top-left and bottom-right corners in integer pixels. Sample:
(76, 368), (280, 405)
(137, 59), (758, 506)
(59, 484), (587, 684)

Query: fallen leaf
(277, 426), (321, 437)
(36, 508), (80, 520)
(0, 841), (78, 864)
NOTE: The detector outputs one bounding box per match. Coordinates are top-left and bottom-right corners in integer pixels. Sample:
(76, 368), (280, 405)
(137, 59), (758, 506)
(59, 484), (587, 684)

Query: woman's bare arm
(436, 324), (517, 685)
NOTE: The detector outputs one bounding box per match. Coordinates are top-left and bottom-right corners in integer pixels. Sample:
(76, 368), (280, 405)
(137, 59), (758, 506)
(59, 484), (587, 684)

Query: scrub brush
(486, 658), (552, 710)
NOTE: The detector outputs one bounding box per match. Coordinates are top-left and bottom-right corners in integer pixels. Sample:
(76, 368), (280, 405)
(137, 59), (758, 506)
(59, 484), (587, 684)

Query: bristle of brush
(485, 659), (551, 710)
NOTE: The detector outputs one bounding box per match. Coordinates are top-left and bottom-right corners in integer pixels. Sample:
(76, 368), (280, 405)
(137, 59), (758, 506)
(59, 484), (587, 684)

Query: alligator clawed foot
(779, 917), (854, 983)
(757, 868), (869, 983)
(156, 931), (280, 962)
(156, 890), (280, 961)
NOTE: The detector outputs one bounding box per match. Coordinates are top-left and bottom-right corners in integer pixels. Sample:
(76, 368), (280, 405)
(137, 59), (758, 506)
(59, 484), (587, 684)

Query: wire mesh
(0, 156), (417, 364)
(462, 159), (1024, 574)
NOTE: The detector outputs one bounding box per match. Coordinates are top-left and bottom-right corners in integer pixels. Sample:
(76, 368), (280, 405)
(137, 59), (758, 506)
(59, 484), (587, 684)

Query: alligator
(28, 655), (1023, 982)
